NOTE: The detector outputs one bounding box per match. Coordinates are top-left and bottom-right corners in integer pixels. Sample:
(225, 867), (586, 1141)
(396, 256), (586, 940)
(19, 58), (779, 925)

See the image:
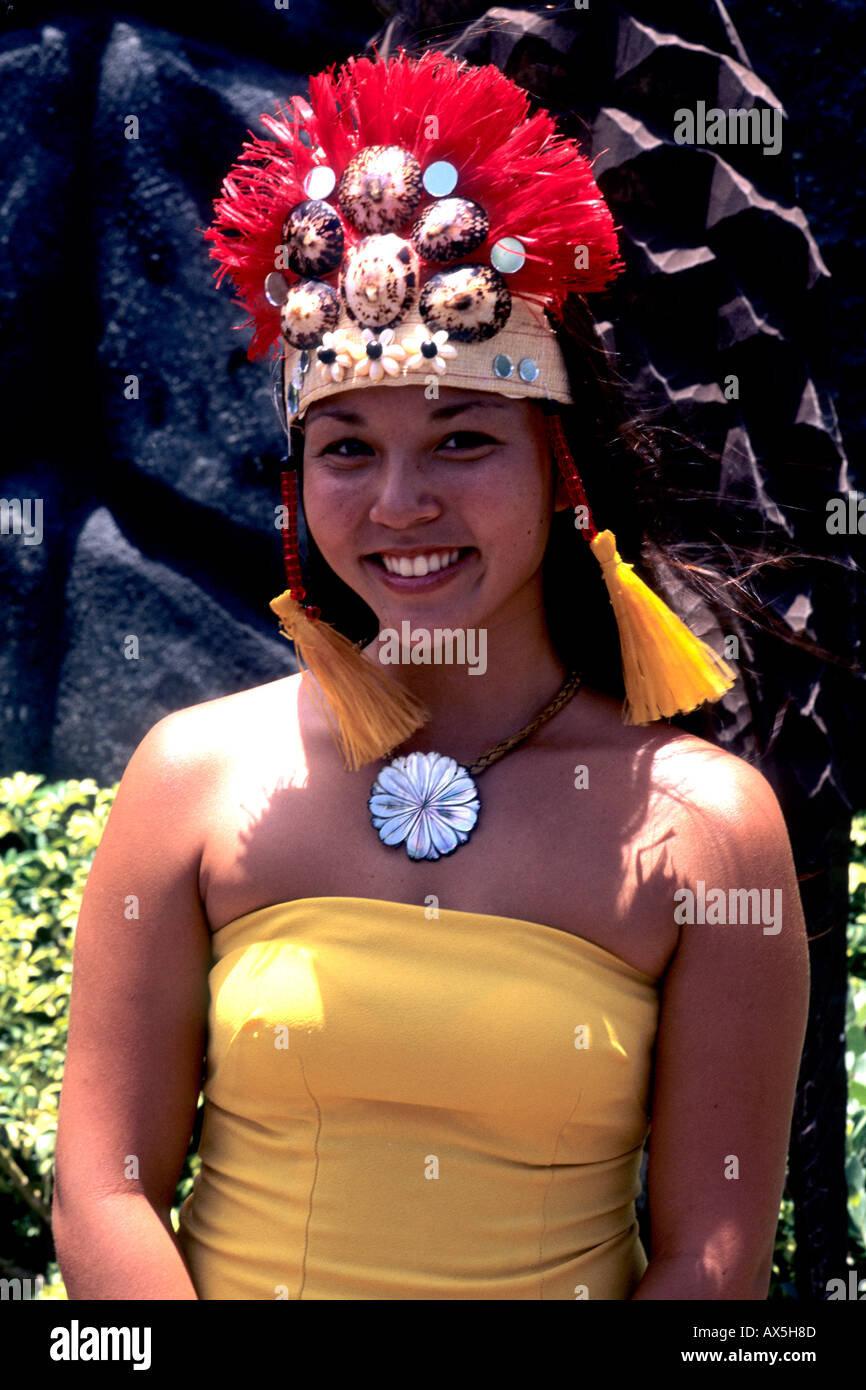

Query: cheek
(474, 456), (553, 551)
(302, 472), (362, 556)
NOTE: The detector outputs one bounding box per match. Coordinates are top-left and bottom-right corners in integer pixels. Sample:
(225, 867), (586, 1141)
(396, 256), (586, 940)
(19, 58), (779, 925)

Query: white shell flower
(368, 752), (481, 860)
(351, 327), (407, 382)
(401, 326), (457, 374)
(315, 330), (354, 382)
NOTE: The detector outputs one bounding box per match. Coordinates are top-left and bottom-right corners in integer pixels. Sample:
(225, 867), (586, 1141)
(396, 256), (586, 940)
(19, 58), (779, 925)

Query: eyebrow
(306, 397), (508, 426)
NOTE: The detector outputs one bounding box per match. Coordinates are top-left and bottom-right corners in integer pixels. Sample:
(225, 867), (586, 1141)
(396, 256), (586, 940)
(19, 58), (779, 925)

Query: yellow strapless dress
(175, 896), (658, 1300)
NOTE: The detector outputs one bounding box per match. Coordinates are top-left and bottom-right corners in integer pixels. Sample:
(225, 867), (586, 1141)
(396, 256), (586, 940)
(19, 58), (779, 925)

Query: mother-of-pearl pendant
(368, 751), (481, 861)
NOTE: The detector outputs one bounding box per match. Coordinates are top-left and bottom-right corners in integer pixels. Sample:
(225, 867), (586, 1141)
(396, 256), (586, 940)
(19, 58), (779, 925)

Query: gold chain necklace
(367, 671), (583, 860)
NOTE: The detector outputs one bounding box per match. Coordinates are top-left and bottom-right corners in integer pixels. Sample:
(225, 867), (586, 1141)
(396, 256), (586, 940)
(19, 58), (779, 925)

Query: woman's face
(301, 385), (570, 639)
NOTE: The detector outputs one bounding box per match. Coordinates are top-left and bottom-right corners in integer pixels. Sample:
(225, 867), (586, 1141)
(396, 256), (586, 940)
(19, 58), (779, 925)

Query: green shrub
(1, 772), (864, 1299)
(0, 773), (111, 1295)
(0, 772), (201, 1300)
(768, 812), (866, 1298)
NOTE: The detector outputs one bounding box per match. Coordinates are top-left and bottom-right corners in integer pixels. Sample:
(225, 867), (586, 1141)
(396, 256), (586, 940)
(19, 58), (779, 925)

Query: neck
(361, 607), (570, 764)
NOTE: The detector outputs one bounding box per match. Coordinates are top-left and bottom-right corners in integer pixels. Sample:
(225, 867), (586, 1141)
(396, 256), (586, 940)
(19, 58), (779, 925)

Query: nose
(367, 453), (442, 531)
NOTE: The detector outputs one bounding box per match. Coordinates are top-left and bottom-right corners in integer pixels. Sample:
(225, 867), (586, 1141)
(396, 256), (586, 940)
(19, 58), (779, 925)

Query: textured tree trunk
(787, 814), (851, 1296)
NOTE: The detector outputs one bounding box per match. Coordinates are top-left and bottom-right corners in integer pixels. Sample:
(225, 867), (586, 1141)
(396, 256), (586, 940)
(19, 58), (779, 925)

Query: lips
(378, 548), (461, 577)
(363, 547), (477, 590)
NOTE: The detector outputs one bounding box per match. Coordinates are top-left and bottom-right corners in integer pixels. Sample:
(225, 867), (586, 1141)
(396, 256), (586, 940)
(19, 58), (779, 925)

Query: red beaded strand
(279, 469), (305, 598)
(279, 469), (320, 621)
(545, 414), (598, 541)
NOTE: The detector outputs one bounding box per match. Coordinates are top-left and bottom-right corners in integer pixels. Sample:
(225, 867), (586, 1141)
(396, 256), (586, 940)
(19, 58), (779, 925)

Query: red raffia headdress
(205, 50), (735, 768)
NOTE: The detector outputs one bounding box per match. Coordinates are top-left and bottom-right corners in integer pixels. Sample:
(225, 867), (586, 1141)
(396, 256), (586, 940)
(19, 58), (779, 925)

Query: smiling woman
(52, 49), (810, 1302)
(303, 390), (559, 650)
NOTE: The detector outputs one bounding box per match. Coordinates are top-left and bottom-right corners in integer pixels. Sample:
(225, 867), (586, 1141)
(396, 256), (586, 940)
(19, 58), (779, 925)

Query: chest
(198, 695), (680, 982)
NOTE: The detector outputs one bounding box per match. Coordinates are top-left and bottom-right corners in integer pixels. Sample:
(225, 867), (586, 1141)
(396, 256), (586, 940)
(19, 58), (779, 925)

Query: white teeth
(380, 549), (463, 576)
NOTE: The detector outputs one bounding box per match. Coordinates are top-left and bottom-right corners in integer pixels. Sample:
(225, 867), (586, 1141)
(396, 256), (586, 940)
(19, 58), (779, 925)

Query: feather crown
(204, 49), (623, 364)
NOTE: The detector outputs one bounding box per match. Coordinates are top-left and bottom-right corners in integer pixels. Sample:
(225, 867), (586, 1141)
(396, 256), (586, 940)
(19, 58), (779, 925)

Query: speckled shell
(419, 264), (511, 342)
(279, 279), (340, 348)
(281, 199), (344, 277)
(338, 145), (423, 234)
(341, 234), (419, 329)
(411, 198), (489, 264)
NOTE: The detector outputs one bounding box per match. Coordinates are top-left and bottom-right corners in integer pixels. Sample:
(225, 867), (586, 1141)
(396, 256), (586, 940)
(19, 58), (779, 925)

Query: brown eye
(318, 437), (374, 457)
(439, 431), (496, 450)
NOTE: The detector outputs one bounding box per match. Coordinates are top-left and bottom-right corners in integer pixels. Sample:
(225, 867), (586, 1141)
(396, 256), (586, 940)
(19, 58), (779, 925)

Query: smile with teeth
(378, 549), (464, 577)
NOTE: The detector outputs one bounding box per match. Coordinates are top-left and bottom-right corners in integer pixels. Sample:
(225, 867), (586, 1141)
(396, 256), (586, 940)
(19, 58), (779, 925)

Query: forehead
(303, 385), (530, 429)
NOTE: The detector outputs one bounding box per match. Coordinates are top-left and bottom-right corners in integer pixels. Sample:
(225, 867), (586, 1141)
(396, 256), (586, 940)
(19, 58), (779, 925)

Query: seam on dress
(537, 1090), (583, 1301)
(296, 1053), (323, 1300)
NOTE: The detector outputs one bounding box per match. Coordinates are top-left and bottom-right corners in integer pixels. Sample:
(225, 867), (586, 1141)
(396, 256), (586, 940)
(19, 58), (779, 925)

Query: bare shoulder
(573, 688), (787, 861)
(647, 725), (777, 805)
(643, 727), (792, 879)
(138, 672), (304, 770)
(632, 721), (809, 997)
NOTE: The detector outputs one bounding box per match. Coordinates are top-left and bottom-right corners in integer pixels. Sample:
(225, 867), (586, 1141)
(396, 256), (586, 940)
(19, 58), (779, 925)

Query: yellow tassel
(589, 530), (736, 724)
(269, 591), (429, 770)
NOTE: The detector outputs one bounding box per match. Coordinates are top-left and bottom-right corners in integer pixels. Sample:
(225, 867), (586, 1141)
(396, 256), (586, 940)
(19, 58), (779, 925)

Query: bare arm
(52, 710), (216, 1299)
(630, 752), (810, 1299)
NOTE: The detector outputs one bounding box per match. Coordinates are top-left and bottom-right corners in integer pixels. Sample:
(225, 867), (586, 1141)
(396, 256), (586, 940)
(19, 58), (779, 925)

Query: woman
(51, 51), (809, 1300)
